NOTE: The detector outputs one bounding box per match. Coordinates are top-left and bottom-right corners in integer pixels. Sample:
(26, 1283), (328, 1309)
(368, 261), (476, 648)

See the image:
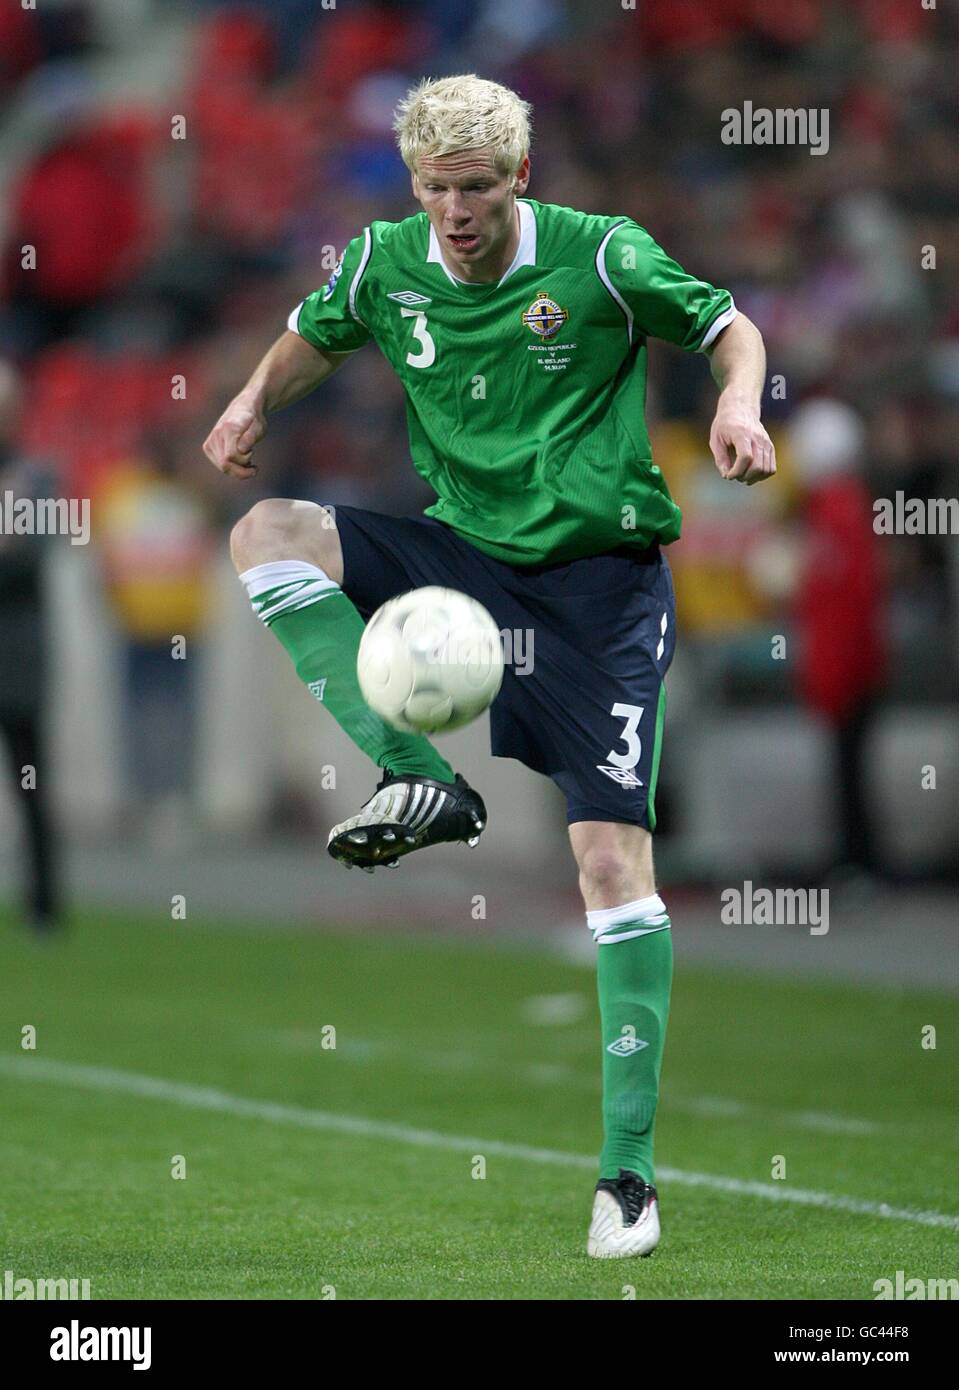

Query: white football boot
(587, 1169), (660, 1258)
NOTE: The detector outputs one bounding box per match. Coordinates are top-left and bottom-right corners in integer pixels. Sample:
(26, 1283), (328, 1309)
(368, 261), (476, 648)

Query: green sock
(240, 560), (455, 782)
(590, 895), (673, 1184)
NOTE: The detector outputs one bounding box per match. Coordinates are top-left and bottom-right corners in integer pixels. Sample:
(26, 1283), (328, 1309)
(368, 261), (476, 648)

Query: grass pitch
(0, 908), (956, 1299)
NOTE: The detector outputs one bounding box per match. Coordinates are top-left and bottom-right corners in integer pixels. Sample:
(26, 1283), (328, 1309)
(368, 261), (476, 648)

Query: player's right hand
(203, 400), (266, 479)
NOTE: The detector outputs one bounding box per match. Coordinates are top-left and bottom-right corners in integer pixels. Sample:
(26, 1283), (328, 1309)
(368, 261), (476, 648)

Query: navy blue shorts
(334, 506), (676, 829)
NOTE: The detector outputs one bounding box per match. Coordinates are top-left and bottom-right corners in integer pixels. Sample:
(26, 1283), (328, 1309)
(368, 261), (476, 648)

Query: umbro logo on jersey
(607, 1036), (649, 1057)
(387, 290), (432, 307)
(308, 679), (327, 702)
(596, 764), (644, 789)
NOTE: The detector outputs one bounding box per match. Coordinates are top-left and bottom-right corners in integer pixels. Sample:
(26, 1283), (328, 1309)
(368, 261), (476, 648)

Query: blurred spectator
(95, 438), (216, 843)
(0, 361), (63, 932)
(0, 2), (42, 99)
(789, 398), (886, 881)
(1, 112), (159, 356)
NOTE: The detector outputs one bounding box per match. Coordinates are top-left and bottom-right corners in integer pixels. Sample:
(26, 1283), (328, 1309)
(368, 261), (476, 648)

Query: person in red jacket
(789, 397), (886, 879)
(2, 114), (155, 348)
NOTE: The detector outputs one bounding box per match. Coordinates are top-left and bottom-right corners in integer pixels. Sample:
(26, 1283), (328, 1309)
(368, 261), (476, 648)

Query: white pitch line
(2, 1054), (957, 1233)
(667, 1094), (880, 1137)
(264, 1031), (890, 1138)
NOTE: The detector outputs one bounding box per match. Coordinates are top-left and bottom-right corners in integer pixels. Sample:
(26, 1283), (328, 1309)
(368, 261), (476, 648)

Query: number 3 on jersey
(401, 307), (435, 368)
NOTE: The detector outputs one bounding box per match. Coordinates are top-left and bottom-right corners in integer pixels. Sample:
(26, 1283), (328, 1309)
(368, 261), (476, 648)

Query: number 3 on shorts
(606, 702), (644, 770)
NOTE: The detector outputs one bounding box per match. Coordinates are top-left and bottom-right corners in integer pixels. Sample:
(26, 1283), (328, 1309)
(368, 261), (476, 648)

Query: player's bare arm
(203, 331), (352, 480)
(706, 312), (777, 486)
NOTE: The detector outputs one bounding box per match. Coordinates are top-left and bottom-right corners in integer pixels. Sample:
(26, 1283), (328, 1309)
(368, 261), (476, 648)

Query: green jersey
(290, 198), (735, 566)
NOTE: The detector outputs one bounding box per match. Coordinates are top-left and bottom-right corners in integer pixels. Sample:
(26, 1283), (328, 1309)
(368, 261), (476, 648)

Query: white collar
(427, 199), (536, 287)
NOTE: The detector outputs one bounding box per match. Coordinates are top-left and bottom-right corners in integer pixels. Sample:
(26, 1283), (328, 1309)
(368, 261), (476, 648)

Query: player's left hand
(709, 403), (777, 486)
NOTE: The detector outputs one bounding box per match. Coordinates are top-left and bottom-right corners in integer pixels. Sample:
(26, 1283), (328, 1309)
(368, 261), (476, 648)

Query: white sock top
(238, 559), (339, 625)
(586, 893), (670, 944)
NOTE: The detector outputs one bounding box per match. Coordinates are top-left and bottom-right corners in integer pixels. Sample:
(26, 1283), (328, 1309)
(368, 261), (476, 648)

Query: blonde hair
(393, 74), (532, 174)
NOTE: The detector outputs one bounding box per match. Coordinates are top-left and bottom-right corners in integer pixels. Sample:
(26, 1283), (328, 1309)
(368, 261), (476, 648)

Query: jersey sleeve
(288, 229), (374, 354)
(601, 221), (737, 352)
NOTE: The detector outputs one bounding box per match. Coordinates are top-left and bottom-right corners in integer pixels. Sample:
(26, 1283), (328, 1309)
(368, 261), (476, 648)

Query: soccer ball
(357, 586), (505, 734)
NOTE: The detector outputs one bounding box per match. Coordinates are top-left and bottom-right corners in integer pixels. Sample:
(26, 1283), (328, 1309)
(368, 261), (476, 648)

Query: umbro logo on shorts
(607, 1036), (649, 1057)
(387, 290), (432, 306)
(596, 764), (644, 789)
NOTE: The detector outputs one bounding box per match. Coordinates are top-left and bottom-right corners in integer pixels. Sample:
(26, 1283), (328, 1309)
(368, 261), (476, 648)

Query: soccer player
(204, 75), (776, 1258)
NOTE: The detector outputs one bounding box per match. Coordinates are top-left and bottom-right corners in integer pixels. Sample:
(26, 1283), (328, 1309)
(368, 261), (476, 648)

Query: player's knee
(577, 846), (638, 909)
(230, 498), (292, 570)
(230, 499), (338, 575)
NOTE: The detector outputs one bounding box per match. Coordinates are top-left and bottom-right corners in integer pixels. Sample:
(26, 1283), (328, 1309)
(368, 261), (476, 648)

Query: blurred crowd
(0, 0), (957, 885)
